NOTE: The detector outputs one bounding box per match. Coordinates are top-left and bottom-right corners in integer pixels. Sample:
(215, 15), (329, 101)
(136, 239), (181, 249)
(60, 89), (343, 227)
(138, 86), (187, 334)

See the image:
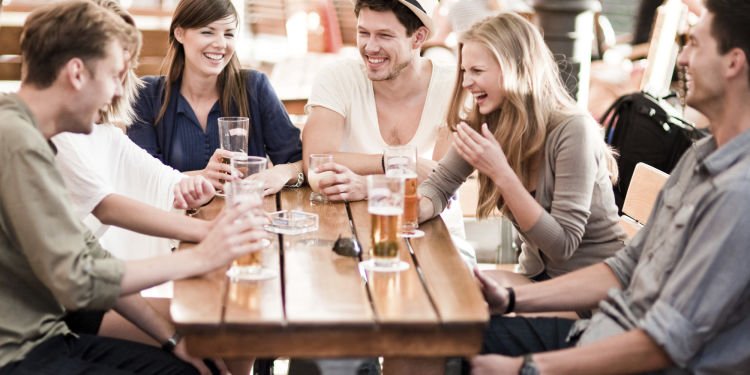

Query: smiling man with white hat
(302, 0), (475, 267)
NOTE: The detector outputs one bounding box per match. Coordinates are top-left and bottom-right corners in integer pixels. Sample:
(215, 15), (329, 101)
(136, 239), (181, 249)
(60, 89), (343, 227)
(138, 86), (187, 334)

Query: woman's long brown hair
(155, 0), (249, 126)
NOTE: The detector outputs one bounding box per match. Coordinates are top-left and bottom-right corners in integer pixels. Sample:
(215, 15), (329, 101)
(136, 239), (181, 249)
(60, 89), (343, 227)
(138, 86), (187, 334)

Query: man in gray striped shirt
(469, 1), (750, 374)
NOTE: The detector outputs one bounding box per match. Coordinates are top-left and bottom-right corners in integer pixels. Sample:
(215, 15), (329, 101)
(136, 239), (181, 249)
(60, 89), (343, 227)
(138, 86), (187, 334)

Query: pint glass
(225, 179), (265, 279)
(384, 145), (419, 235)
(218, 117), (250, 191)
(308, 154), (334, 203)
(367, 175), (404, 269)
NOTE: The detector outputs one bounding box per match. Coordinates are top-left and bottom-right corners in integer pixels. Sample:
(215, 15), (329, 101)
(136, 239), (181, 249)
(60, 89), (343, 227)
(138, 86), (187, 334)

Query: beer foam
(386, 169), (418, 179)
(368, 206), (403, 216)
(229, 128), (247, 136)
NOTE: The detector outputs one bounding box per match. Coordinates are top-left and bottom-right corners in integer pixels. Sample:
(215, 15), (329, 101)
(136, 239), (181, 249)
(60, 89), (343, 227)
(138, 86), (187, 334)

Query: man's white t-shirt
(305, 58), (474, 265)
(52, 124), (185, 260)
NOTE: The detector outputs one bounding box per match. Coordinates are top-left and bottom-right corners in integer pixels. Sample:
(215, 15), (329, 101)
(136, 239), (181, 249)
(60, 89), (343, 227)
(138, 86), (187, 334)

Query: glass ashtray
(264, 210), (318, 235)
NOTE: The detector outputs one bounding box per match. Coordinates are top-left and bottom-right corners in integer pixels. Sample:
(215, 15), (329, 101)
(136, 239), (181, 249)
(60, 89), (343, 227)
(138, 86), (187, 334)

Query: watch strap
(285, 171), (305, 188)
(519, 354), (540, 375)
(161, 332), (182, 352)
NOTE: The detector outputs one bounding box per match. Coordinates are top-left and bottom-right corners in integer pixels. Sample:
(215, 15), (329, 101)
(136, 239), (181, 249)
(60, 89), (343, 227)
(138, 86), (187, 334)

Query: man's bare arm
(472, 329), (672, 375)
(477, 263), (622, 314)
(302, 106), (383, 175)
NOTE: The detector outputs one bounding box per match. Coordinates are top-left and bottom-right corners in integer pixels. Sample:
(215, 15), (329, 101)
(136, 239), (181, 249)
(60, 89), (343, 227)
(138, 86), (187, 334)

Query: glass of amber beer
(225, 180), (275, 281)
(367, 175), (404, 269)
(218, 117), (250, 194)
(384, 145), (421, 237)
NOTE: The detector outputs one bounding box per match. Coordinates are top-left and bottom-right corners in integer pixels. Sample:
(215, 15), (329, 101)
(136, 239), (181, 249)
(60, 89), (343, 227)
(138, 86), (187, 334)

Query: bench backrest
(0, 24), (168, 80)
(619, 162), (669, 238)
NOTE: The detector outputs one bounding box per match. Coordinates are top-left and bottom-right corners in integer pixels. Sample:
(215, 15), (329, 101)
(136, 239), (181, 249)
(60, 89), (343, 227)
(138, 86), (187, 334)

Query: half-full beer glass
(225, 179), (266, 280)
(308, 154), (334, 203)
(218, 117), (250, 193)
(384, 145), (419, 237)
(367, 175), (404, 269)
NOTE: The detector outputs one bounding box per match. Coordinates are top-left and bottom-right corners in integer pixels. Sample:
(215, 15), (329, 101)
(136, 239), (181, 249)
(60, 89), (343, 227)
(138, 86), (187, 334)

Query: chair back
(619, 162), (669, 238)
(0, 24), (167, 80)
(0, 24), (22, 81)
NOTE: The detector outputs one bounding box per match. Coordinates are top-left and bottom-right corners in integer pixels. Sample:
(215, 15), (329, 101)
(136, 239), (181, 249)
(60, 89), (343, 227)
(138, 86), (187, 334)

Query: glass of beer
(307, 154), (334, 204)
(367, 175), (404, 269)
(218, 117), (250, 194)
(224, 179), (267, 280)
(384, 145), (420, 237)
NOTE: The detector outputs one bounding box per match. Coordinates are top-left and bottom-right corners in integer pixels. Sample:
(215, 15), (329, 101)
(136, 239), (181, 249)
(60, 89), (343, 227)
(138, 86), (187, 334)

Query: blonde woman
(419, 12), (626, 283)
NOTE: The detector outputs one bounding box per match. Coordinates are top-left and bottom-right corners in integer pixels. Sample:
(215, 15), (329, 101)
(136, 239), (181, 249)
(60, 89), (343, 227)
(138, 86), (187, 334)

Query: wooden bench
(0, 23), (168, 80)
(619, 162), (669, 238)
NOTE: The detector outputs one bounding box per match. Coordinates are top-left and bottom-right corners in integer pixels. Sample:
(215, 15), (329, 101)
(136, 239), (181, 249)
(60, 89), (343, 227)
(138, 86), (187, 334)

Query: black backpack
(601, 91), (708, 210)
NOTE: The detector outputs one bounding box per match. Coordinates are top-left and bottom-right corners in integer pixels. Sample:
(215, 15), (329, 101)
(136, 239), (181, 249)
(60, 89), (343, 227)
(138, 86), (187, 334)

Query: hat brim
(396, 0), (433, 39)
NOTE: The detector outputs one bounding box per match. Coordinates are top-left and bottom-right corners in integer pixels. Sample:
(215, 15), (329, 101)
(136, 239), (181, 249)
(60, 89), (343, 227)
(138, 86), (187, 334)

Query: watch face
(520, 356), (540, 375)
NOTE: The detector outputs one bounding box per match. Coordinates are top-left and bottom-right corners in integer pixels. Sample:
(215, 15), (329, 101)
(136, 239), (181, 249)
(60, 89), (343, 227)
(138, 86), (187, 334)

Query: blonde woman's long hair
(92, 0), (143, 126)
(446, 12), (586, 218)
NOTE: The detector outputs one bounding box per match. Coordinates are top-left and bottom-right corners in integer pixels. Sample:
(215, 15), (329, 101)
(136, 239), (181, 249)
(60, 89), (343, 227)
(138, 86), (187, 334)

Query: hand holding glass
(308, 154), (334, 203)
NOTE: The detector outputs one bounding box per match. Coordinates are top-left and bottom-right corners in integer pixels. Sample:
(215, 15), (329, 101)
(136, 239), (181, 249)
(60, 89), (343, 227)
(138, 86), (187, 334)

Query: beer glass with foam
(367, 175), (404, 269)
(384, 145), (419, 236)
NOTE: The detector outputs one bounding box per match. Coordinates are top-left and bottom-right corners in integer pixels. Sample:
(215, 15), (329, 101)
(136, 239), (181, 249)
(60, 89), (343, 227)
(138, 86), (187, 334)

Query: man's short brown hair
(705, 0), (750, 83)
(20, 0), (139, 88)
(354, 0), (424, 36)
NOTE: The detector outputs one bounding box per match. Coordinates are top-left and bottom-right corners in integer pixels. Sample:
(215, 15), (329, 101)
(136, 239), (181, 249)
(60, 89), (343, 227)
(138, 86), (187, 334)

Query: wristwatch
(285, 171), (305, 188)
(519, 354), (540, 375)
(161, 332), (182, 352)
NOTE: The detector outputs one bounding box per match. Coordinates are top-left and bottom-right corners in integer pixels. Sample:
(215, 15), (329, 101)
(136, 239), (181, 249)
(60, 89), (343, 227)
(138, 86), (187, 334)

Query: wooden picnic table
(173, 187), (488, 374)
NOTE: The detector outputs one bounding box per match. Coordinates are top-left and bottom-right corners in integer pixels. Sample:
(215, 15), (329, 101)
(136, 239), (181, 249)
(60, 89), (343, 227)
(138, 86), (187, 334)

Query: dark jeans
(64, 310), (106, 335)
(482, 316), (576, 356)
(0, 334), (199, 375)
(463, 316), (577, 374)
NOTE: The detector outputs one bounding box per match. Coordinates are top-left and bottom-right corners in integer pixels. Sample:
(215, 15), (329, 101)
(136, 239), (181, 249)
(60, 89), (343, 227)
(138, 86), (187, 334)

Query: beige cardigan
(420, 113), (626, 277)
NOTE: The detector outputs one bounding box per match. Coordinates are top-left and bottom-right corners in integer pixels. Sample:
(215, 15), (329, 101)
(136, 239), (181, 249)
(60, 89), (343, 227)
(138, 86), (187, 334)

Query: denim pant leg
(0, 334), (201, 375)
(482, 316), (577, 356)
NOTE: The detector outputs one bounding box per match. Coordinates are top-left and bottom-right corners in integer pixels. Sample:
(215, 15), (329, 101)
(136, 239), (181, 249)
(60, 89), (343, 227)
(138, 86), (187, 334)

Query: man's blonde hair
(90, 0), (144, 125)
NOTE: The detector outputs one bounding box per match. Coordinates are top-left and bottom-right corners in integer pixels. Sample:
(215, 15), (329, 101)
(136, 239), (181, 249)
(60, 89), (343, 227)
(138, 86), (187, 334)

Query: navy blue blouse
(128, 70), (302, 172)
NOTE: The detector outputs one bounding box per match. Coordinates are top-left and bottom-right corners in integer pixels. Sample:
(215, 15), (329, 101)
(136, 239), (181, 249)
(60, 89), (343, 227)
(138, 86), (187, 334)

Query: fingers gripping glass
(224, 179), (276, 281)
(308, 154), (334, 204)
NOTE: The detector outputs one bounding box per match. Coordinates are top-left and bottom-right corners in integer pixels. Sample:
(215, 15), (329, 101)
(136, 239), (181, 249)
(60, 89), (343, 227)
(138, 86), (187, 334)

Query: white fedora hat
(396, 0), (437, 38)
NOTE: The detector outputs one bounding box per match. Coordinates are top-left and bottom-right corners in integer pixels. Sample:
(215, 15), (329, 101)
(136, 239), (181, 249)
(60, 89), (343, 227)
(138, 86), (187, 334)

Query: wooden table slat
(174, 195), (285, 327)
(279, 189), (374, 325)
(348, 200), (438, 324)
(408, 218), (490, 324)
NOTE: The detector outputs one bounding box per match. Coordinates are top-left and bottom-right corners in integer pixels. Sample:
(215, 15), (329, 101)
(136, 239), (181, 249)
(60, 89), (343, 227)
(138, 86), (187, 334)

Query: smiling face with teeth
(175, 15), (237, 79)
(460, 41), (504, 115)
(356, 8), (422, 82)
(677, 12), (728, 114)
